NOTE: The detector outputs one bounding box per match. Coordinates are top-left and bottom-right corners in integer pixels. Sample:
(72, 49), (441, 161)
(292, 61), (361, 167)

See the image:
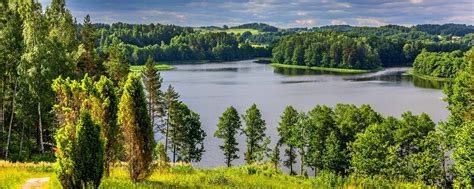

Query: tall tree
(141, 56), (163, 132)
(214, 106), (241, 167)
(118, 73), (155, 182)
(104, 39), (129, 85)
(17, 0), (55, 153)
(45, 0), (77, 77)
(91, 76), (121, 177)
(176, 103), (206, 163)
(242, 103), (269, 164)
(277, 105), (298, 174)
(77, 15), (102, 77)
(162, 85), (180, 156)
(1, 0), (23, 159)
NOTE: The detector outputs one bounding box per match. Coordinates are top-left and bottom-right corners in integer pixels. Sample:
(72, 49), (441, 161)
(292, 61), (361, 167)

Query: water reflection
(274, 66), (447, 89)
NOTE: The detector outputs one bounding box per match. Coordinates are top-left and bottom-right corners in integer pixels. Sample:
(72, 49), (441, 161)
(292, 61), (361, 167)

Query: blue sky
(39, 0), (474, 28)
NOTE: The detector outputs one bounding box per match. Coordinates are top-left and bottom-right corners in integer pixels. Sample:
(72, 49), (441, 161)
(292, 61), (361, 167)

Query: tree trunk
(38, 102), (44, 153)
(19, 122), (25, 159)
(289, 146), (293, 174)
(172, 143), (176, 163)
(300, 149), (305, 175)
(164, 115), (169, 154)
(4, 81), (17, 159)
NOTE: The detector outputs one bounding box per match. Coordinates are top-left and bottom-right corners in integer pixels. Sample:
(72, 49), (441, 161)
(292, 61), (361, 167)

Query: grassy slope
(406, 69), (453, 82)
(0, 161), (432, 189)
(130, 64), (175, 72)
(271, 63), (376, 73)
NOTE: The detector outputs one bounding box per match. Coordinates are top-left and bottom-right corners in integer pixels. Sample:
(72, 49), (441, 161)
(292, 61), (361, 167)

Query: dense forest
(273, 25), (474, 69)
(0, 0), (473, 188)
(413, 49), (469, 78)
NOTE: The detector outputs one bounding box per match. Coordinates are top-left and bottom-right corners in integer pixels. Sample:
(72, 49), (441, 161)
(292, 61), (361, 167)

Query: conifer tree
(78, 15), (102, 77)
(74, 110), (104, 188)
(91, 76), (121, 177)
(118, 73), (155, 182)
(141, 56), (163, 131)
(214, 106), (241, 167)
(104, 39), (129, 85)
(163, 85), (180, 155)
(277, 105), (298, 174)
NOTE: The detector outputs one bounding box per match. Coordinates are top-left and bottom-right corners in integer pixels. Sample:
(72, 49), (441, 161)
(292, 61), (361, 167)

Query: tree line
(413, 48), (471, 78)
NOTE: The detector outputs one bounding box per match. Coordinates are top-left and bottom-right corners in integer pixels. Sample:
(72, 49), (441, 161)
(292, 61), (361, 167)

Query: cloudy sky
(38, 0), (474, 28)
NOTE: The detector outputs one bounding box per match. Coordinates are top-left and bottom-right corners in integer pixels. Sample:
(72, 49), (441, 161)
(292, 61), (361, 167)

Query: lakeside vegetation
(0, 0), (473, 188)
(406, 69), (453, 82)
(412, 49), (468, 78)
(271, 63), (373, 73)
(130, 64), (175, 71)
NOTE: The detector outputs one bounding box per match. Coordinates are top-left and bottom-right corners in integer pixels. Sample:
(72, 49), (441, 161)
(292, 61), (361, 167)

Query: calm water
(159, 60), (449, 167)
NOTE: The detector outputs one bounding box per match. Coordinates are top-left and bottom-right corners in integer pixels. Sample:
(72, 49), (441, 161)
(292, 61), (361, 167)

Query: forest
(0, 0), (473, 188)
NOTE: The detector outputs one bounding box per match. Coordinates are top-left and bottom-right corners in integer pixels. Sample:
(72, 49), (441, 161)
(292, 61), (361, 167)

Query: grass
(271, 63), (377, 74)
(130, 64), (175, 72)
(406, 69), (453, 82)
(0, 161), (434, 189)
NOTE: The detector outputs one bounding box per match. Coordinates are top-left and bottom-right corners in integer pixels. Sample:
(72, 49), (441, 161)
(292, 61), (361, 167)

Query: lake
(159, 60), (449, 168)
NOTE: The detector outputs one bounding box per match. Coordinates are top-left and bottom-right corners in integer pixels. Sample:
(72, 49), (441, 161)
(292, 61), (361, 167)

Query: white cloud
(331, 19), (348, 25)
(409, 0), (424, 4)
(356, 17), (387, 26)
(295, 19), (316, 26)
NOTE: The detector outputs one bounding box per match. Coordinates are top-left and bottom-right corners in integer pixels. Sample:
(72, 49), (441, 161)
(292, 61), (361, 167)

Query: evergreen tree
(78, 15), (102, 77)
(270, 144), (281, 170)
(214, 106), (241, 167)
(242, 103), (269, 164)
(104, 39), (129, 85)
(118, 73), (155, 182)
(162, 85), (180, 156)
(91, 76), (121, 177)
(141, 56), (163, 131)
(277, 105), (298, 174)
(74, 110), (104, 188)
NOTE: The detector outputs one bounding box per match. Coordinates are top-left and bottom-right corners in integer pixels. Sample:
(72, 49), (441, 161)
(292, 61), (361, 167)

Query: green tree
(277, 105), (298, 174)
(242, 103), (269, 164)
(305, 105), (335, 174)
(214, 106), (242, 167)
(452, 121), (474, 187)
(177, 103), (206, 163)
(104, 40), (130, 85)
(118, 73), (155, 182)
(91, 76), (121, 177)
(74, 110), (104, 188)
(141, 56), (163, 131)
(162, 85), (180, 157)
(77, 15), (103, 77)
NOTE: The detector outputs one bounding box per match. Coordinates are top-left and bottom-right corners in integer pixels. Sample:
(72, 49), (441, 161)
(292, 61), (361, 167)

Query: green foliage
(74, 111), (104, 188)
(215, 106), (242, 167)
(141, 56), (164, 132)
(413, 50), (465, 78)
(104, 40), (130, 85)
(175, 104), (206, 163)
(242, 104), (270, 164)
(272, 32), (381, 70)
(118, 73), (155, 182)
(78, 15), (103, 78)
(91, 76), (121, 177)
(277, 106), (298, 173)
(452, 121), (474, 187)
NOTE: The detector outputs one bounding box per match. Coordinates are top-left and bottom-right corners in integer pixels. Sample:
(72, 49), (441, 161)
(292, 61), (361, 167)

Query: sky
(38, 0), (474, 28)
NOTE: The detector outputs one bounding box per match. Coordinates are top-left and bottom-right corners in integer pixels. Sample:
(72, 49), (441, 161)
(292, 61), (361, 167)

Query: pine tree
(118, 73), (155, 182)
(214, 106), (241, 167)
(104, 40), (129, 85)
(277, 105), (298, 174)
(74, 110), (104, 188)
(91, 76), (121, 177)
(242, 103), (269, 164)
(141, 56), (163, 132)
(162, 85), (180, 156)
(78, 15), (102, 77)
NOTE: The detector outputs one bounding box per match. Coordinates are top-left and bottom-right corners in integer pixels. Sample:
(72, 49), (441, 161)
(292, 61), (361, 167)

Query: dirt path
(22, 177), (50, 189)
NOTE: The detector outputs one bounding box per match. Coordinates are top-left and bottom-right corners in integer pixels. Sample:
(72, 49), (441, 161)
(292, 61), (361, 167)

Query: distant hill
(231, 23), (279, 32)
(413, 24), (474, 36)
